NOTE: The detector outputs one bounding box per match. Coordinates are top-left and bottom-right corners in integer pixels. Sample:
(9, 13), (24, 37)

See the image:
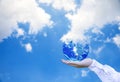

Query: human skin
(61, 58), (93, 68)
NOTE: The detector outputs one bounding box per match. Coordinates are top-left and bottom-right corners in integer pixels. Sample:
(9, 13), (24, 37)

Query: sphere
(63, 41), (89, 61)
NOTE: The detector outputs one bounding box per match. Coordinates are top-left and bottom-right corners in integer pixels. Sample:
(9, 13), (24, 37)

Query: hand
(61, 58), (93, 68)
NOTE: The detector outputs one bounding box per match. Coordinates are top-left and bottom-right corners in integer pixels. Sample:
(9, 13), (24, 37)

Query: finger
(61, 59), (82, 68)
(65, 63), (80, 68)
(67, 62), (80, 66)
(61, 59), (70, 64)
(61, 59), (79, 65)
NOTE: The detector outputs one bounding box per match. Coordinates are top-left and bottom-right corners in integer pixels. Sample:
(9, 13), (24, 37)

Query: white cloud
(0, 0), (53, 42)
(16, 28), (25, 37)
(116, 16), (120, 21)
(24, 43), (32, 52)
(43, 32), (47, 37)
(81, 70), (89, 77)
(104, 38), (112, 43)
(91, 28), (104, 35)
(118, 23), (120, 30)
(61, 0), (120, 43)
(93, 46), (104, 55)
(119, 26), (120, 30)
(113, 34), (120, 48)
(39, 0), (76, 12)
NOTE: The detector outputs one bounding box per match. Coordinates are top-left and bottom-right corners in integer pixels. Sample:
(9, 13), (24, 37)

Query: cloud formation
(16, 28), (25, 37)
(81, 70), (89, 77)
(24, 43), (32, 52)
(39, 0), (76, 12)
(61, 0), (120, 43)
(113, 34), (120, 48)
(93, 45), (105, 57)
(0, 0), (52, 42)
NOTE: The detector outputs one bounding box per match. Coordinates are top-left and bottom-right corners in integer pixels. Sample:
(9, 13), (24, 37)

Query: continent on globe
(63, 41), (89, 61)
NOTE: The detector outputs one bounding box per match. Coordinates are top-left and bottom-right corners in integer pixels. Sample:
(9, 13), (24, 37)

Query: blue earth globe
(63, 41), (89, 61)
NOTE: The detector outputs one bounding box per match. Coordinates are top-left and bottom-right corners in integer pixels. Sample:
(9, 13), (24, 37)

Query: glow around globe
(63, 41), (89, 61)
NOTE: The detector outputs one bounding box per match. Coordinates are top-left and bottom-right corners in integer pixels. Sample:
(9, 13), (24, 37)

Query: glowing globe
(63, 41), (89, 61)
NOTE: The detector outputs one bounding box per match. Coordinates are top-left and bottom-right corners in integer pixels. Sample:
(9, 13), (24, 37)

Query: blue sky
(0, 0), (120, 82)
